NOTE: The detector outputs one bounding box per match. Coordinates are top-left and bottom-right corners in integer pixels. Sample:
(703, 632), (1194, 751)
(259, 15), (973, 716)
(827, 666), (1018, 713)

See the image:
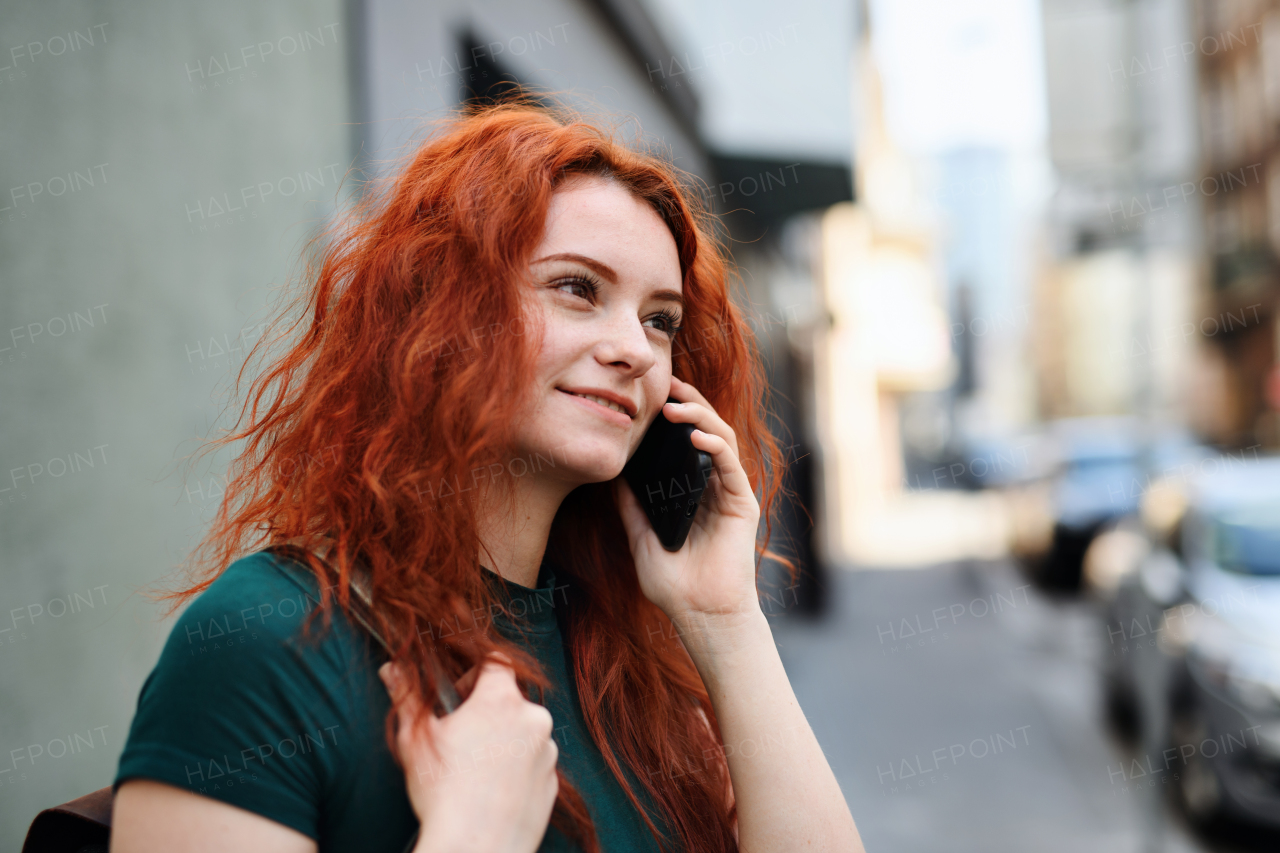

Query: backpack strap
(271, 538), (451, 852)
(270, 537), (461, 714)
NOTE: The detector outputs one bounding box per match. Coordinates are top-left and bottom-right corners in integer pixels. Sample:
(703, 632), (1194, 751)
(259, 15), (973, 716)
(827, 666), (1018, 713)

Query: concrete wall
(360, 0), (709, 180)
(0, 1), (713, 846)
(0, 2), (352, 845)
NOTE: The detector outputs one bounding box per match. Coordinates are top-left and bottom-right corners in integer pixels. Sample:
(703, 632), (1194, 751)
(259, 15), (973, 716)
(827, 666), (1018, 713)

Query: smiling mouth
(558, 389), (634, 419)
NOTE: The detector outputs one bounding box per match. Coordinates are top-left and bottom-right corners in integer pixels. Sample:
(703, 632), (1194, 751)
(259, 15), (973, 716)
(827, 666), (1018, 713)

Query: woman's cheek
(648, 363), (672, 401)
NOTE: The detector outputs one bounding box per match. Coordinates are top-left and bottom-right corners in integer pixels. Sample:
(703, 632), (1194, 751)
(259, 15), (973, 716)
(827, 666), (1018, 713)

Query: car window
(1206, 502), (1280, 576)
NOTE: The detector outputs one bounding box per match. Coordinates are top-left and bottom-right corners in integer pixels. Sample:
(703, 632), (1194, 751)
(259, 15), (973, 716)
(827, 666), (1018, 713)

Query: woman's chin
(575, 460), (628, 485)
(552, 452), (627, 486)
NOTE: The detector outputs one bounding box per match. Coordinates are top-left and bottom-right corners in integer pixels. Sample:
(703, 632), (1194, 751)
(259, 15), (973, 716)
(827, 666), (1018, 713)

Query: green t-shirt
(114, 550), (670, 852)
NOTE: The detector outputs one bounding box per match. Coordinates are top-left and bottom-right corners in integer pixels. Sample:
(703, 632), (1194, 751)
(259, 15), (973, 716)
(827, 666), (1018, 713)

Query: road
(767, 559), (1276, 853)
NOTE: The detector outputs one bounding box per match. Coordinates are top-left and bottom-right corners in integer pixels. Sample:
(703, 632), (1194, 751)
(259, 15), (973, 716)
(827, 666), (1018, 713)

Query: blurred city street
(7, 0), (1280, 849)
(773, 557), (1272, 853)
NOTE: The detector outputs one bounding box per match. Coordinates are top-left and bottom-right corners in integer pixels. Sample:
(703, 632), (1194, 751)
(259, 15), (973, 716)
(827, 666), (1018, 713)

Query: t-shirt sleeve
(114, 552), (357, 841)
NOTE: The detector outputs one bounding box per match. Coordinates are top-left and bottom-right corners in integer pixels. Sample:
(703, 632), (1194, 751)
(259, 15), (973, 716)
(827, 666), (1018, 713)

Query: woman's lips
(558, 388), (634, 427)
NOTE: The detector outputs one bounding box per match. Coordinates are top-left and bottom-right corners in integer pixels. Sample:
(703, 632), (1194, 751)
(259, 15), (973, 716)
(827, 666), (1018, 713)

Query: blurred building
(354, 0), (707, 179)
(805, 6), (1025, 568)
(1192, 0), (1280, 447)
(816, 44), (955, 544)
(865, 0), (1051, 491)
(636, 0), (857, 605)
(1038, 0), (1280, 450)
(788, 0), (1063, 568)
(1038, 0), (1203, 429)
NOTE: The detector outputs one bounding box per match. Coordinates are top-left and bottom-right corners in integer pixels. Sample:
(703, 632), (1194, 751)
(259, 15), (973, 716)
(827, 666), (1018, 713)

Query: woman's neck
(475, 472), (575, 589)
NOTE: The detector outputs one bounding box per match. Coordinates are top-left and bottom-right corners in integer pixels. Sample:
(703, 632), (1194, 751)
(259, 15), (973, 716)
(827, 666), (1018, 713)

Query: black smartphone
(622, 397), (715, 551)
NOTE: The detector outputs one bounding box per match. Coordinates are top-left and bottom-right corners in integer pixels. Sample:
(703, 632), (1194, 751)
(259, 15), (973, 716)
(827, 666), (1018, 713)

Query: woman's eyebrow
(649, 288), (684, 309)
(531, 252), (618, 283)
(532, 252), (684, 308)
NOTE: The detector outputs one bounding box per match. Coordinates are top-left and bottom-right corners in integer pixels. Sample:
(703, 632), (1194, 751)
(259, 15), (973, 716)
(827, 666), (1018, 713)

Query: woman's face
(515, 175), (684, 488)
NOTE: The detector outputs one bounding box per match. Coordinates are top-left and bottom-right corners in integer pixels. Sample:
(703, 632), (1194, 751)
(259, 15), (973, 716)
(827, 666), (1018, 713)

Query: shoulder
(116, 551), (365, 841)
(182, 549), (328, 623)
(149, 549), (378, 715)
(172, 549), (342, 650)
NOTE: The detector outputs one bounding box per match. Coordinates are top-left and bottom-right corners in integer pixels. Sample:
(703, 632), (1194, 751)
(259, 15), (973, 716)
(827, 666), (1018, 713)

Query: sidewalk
(769, 558), (1215, 853)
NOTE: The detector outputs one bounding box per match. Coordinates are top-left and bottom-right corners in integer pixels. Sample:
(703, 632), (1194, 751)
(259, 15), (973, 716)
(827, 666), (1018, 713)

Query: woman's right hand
(379, 654), (560, 853)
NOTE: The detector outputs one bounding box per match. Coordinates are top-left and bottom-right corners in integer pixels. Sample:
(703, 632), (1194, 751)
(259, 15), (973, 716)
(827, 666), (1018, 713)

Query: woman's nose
(594, 311), (656, 374)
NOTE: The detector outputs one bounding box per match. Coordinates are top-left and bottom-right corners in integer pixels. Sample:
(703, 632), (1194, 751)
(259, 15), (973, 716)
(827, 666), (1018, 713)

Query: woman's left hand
(613, 375), (762, 627)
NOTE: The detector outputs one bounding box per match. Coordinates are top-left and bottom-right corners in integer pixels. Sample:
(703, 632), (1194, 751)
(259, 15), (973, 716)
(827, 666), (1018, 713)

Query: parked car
(947, 429), (1051, 491)
(1039, 418), (1142, 590)
(1040, 419), (1214, 592)
(1104, 456), (1280, 831)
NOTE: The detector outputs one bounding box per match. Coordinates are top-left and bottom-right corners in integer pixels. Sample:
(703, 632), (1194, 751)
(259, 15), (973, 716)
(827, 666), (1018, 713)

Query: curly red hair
(171, 102), (793, 853)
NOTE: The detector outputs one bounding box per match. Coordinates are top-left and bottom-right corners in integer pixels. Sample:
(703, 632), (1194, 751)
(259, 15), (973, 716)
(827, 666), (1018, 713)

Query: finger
(452, 662), (482, 698)
(669, 375), (712, 408)
(668, 378), (725, 429)
(380, 663), (431, 737)
(689, 428), (753, 502)
(379, 662), (407, 704)
(483, 650), (519, 678)
(667, 380), (738, 451)
(540, 738), (560, 774)
(660, 400), (738, 457)
(469, 652), (520, 696)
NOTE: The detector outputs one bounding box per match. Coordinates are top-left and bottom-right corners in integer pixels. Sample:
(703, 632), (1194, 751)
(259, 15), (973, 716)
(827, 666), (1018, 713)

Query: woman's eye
(557, 282), (589, 300)
(554, 276), (597, 302)
(645, 310), (683, 337)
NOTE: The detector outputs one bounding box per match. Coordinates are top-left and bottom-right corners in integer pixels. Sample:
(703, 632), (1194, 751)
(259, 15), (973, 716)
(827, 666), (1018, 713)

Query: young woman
(110, 104), (862, 853)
